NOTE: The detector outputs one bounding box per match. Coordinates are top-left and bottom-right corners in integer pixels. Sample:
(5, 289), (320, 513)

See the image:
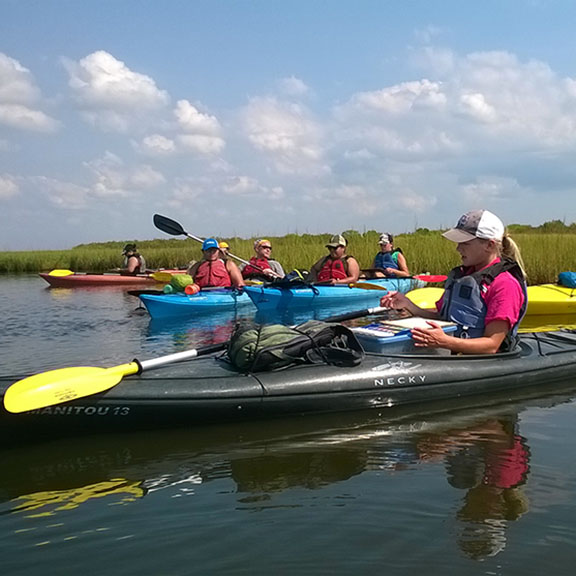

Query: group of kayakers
(124, 208), (527, 357)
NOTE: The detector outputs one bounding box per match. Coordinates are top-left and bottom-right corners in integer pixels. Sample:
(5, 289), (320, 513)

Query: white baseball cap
(442, 210), (505, 243)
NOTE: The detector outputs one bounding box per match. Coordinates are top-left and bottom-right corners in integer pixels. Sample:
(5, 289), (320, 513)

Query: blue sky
(3, 0), (576, 250)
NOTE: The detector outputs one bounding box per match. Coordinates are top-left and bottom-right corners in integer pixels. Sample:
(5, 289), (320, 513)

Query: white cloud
(174, 100), (221, 135)
(32, 176), (90, 210)
(0, 53), (58, 132)
(277, 76), (310, 97)
(137, 134), (177, 156)
(241, 96), (326, 175)
(65, 50), (170, 132)
(177, 134), (226, 155)
(84, 152), (165, 197)
(0, 174), (19, 199)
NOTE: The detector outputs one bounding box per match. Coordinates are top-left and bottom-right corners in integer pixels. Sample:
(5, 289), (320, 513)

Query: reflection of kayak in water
(1, 390), (569, 522)
(407, 284), (576, 317)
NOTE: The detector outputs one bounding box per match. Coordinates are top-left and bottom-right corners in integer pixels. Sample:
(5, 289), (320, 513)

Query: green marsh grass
(0, 232), (574, 285)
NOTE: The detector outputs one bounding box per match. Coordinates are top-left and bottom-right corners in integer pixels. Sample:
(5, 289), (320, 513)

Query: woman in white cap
(307, 234), (360, 285)
(380, 210), (527, 354)
(188, 238), (244, 289)
(367, 233), (411, 278)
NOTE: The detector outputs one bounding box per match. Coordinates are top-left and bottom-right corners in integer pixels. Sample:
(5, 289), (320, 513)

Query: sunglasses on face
(260, 245), (272, 250)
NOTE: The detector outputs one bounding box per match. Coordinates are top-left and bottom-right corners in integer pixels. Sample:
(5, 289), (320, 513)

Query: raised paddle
(3, 304), (391, 414)
(153, 214), (283, 279)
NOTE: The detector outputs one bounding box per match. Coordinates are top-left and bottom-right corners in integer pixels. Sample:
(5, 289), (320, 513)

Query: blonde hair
(499, 232), (526, 279)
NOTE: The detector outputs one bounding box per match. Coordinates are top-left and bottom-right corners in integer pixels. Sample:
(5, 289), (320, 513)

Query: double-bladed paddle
(46, 269), (173, 283)
(153, 214), (283, 279)
(3, 305), (391, 414)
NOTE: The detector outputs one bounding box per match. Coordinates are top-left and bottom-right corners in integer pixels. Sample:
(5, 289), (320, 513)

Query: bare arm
(227, 260), (245, 288)
(411, 319), (510, 355)
(331, 257), (360, 284)
(380, 291), (440, 319)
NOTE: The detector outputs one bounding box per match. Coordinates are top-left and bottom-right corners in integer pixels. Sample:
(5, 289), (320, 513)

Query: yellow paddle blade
(49, 269), (74, 277)
(150, 271), (173, 283)
(3, 363), (139, 413)
(349, 282), (388, 291)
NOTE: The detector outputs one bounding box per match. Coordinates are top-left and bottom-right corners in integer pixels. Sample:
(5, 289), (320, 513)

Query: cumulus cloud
(0, 174), (19, 199)
(32, 176), (91, 210)
(65, 50), (170, 132)
(136, 134), (177, 156)
(0, 53), (58, 132)
(277, 76), (310, 97)
(84, 152), (165, 197)
(241, 96), (327, 175)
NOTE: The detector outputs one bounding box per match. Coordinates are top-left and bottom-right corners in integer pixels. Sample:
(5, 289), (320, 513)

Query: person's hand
(384, 268), (397, 276)
(410, 321), (447, 348)
(379, 291), (410, 309)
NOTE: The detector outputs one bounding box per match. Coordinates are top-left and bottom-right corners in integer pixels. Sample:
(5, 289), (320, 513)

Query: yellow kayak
(406, 284), (576, 317)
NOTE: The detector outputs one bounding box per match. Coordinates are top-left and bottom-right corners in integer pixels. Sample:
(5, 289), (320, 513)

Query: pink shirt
(436, 258), (525, 330)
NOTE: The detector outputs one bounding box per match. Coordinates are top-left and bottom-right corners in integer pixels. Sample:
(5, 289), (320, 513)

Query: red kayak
(39, 270), (180, 288)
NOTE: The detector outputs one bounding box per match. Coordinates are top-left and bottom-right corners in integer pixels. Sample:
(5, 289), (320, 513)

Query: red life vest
(242, 257), (272, 278)
(194, 259), (232, 288)
(317, 256), (349, 281)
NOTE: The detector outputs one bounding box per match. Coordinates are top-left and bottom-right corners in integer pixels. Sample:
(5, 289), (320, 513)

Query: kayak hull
(138, 290), (253, 318)
(407, 284), (576, 316)
(39, 272), (178, 288)
(244, 278), (424, 311)
(2, 330), (576, 434)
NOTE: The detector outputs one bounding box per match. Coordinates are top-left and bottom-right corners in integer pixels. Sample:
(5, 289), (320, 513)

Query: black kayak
(2, 330), (576, 435)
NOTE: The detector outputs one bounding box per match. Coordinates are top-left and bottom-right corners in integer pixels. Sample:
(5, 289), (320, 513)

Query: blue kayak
(243, 278), (424, 312)
(138, 289), (253, 319)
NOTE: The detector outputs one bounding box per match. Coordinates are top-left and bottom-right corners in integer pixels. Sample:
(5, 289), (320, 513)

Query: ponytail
(500, 233), (526, 279)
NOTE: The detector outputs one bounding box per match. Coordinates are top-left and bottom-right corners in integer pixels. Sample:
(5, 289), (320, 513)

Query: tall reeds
(0, 232), (573, 285)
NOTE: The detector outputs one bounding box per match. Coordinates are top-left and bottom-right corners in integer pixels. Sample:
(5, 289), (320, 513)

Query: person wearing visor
(188, 238), (244, 289)
(380, 210), (527, 354)
(119, 243), (147, 274)
(307, 234), (360, 285)
(367, 233), (410, 278)
(241, 239), (285, 282)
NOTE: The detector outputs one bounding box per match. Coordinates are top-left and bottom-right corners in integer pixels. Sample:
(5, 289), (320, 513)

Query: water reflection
(415, 416), (530, 559)
(2, 392), (573, 560)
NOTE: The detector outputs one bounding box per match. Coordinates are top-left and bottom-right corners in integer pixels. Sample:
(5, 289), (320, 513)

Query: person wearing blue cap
(187, 238), (244, 289)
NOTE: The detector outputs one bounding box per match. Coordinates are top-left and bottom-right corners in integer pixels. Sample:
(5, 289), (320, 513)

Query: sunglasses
(260, 245), (272, 250)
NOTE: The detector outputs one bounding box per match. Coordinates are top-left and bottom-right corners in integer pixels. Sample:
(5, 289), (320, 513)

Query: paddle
(153, 214), (283, 279)
(46, 269), (173, 283)
(3, 305), (390, 414)
(350, 275), (447, 291)
(361, 270), (447, 283)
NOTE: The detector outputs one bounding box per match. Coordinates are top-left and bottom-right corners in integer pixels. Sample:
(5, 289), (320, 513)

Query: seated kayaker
(307, 234), (360, 285)
(219, 241), (230, 260)
(380, 210), (527, 354)
(363, 233), (411, 279)
(241, 239), (285, 282)
(188, 238), (244, 289)
(118, 243), (147, 275)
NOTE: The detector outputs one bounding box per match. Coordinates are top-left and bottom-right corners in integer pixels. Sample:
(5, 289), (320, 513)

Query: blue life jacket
(374, 249), (401, 271)
(439, 259), (527, 351)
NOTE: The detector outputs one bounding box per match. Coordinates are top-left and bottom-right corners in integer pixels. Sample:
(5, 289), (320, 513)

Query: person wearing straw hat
(380, 210), (527, 354)
(307, 234), (360, 285)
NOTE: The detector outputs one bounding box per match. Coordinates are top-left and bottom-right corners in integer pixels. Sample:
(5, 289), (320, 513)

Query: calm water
(2, 275), (576, 575)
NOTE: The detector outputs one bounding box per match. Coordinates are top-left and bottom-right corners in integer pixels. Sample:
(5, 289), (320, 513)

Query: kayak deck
(2, 330), (576, 432)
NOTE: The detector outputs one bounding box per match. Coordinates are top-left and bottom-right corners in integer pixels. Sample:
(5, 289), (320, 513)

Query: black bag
(226, 320), (365, 373)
